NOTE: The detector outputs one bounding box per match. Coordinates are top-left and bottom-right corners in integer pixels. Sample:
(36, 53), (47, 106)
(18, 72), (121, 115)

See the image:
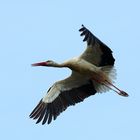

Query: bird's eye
(46, 60), (51, 63)
(46, 60), (53, 64)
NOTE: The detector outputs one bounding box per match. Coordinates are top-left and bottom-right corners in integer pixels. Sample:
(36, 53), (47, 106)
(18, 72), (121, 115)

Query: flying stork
(29, 25), (128, 125)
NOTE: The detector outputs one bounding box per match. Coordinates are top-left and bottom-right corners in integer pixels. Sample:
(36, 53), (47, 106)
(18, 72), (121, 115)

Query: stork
(29, 25), (128, 125)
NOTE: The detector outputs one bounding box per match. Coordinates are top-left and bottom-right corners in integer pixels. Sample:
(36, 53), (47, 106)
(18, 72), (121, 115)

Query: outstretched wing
(29, 72), (96, 125)
(79, 25), (115, 67)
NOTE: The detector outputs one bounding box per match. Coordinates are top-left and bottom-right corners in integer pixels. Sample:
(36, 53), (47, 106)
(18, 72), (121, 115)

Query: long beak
(31, 61), (47, 66)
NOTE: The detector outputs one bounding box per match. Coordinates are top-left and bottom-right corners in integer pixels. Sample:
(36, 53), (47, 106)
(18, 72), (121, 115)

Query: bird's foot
(118, 90), (129, 97)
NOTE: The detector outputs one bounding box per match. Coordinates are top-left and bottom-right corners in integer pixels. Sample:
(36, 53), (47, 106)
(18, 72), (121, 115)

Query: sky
(0, 0), (140, 139)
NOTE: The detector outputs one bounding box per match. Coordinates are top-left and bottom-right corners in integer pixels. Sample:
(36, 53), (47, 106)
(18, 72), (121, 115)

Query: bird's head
(32, 60), (57, 67)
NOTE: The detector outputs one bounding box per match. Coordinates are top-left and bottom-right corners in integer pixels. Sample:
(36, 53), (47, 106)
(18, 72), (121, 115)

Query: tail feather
(101, 66), (117, 83)
(92, 66), (117, 93)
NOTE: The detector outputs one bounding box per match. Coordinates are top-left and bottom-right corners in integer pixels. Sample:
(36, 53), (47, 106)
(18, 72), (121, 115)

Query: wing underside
(29, 72), (97, 124)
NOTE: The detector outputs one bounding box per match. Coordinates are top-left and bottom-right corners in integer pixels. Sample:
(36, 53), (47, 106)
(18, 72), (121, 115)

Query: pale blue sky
(0, 0), (140, 140)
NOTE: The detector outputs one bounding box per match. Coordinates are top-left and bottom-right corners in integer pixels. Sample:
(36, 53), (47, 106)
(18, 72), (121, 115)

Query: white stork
(30, 25), (128, 125)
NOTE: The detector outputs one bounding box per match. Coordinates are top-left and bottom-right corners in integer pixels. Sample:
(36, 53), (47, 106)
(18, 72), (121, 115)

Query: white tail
(92, 66), (117, 93)
(101, 66), (117, 83)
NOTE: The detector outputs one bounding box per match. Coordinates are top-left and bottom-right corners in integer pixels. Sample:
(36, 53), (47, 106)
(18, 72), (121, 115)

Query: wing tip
(79, 24), (85, 32)
(29, 99), (43, 118)
(79, 25), (95, 46)
(29, 99), (52, 125)
(30, 99), (59, 125)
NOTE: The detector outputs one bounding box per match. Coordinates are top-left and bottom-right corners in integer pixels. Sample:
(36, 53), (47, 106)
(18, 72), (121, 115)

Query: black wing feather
(29, 80), (96, 125)
(79, 24), (115, 66)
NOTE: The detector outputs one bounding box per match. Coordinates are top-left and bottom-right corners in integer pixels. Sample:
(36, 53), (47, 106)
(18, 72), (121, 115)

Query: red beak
(31, 61), (47, 66)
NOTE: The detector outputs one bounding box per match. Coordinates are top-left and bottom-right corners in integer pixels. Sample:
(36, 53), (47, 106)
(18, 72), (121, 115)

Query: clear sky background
(0, 0), (140, 140)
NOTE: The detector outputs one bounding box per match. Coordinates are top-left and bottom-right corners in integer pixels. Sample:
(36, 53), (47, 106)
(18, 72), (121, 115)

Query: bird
(29, 25), (129, 125)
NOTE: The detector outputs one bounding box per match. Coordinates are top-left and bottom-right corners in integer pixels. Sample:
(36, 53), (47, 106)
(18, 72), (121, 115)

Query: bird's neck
(51, 62), (68, 68)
